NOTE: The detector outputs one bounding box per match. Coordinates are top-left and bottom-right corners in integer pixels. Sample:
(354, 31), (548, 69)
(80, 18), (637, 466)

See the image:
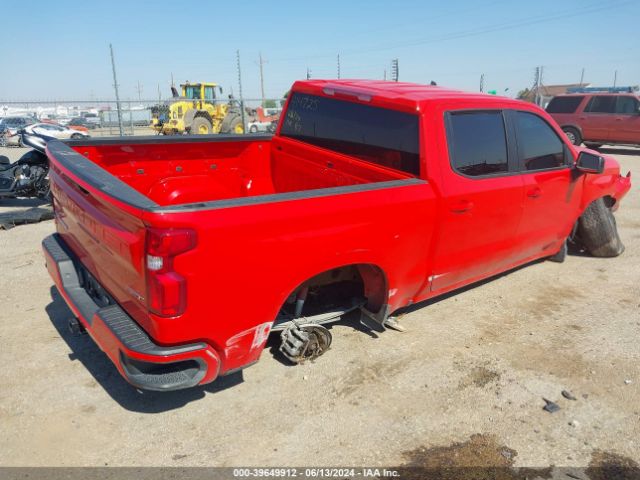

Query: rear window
(280, 92), (420, 175)
(546, 96), (584, 113)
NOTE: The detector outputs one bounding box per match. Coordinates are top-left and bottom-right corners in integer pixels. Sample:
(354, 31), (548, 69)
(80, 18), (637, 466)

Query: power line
(268, 0), (631, 63)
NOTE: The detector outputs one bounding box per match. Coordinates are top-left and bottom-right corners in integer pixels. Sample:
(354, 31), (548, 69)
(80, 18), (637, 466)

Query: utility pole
(171, 73), (174, 88)
(533, 66), (544, 106)
(236, 50), (246, 133)
(613, 70), (618, 87)
(306, 68), (311, 80)
(533, 66), (540, 106)
(257, 52), (267, 105)
(109, 43), (124, 136)
(580, 68), (585, 85)
(480, 73), (485, 93)
(337, 54), (341, 79)
(383, 69), (387, 81)
(391, 59), (399, 82)
(135, 81), (143, 102)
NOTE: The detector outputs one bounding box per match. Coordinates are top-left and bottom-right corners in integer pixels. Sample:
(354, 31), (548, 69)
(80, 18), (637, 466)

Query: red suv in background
(546, 93), (640, 148)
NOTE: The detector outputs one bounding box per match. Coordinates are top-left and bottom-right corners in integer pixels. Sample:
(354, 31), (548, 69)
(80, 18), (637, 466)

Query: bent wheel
(280, 323), (332, 364)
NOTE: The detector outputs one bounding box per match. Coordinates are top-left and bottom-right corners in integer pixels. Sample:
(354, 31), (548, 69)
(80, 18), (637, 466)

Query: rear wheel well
(279, 264), (387, 320)
(193, 111), (213, 122)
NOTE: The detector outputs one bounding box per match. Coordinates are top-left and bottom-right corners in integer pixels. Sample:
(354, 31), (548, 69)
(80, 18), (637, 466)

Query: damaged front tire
(577, 198), (625, 257)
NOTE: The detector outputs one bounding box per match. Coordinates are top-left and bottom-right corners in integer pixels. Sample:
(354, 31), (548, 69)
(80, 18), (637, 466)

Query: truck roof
(294, 79), (522, 112)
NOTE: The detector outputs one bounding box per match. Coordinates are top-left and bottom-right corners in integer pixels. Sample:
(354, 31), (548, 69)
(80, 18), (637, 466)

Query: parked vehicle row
(1, 119), (89, 147)
(42, 80), (630, 392)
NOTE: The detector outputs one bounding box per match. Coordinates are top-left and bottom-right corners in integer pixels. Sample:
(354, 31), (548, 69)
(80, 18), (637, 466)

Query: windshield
(184, 86), (201, 99)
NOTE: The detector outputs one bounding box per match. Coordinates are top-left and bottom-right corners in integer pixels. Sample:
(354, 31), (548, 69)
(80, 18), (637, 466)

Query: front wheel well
(602, 195), (616, 208)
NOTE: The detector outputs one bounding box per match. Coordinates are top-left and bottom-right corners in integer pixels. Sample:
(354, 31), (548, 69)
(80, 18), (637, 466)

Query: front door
(512, 111), (580, 258)
(430, 110), (524, 294)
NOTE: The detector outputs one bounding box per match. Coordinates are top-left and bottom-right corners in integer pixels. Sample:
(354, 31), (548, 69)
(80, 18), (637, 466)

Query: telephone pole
(236, 50), (246, 132)
(109, 43), (124, 136)
(337, 54), (341, 79)
(533, 66), (544, 106)
(613, 70), (618, 87)
(135, 81), (143, 102)
(580, 68), (585, 85)
(306, 68), (311, 80)
(257, 53), (267, 104)
(480, 73), (485, 93)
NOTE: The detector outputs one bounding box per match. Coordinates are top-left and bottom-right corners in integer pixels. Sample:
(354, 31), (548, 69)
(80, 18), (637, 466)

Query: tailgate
(47, 140), (155, 330)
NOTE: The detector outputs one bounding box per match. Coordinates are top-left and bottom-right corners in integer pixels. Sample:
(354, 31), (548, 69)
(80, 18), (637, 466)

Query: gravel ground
(0, 145), (638, 470)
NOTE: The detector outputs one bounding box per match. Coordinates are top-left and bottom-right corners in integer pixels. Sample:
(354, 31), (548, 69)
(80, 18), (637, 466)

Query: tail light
(145, 228), (197, 317)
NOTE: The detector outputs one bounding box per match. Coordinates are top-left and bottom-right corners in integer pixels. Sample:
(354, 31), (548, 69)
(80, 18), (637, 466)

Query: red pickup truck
(43, 80), (631, 391)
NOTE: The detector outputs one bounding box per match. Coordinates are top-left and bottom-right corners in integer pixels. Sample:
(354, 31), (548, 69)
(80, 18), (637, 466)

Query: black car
(68, 117), (96, 129)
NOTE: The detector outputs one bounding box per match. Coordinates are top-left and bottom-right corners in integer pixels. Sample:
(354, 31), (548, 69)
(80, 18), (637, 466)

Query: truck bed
(58, 135), (412, 207)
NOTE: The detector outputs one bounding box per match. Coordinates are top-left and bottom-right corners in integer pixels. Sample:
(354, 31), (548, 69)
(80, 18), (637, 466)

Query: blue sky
(0, 0), (638, 101)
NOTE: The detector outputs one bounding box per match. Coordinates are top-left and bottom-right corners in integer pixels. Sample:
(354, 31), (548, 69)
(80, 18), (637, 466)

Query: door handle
(450, 200), (474, 213)
(527, 187), (542, 199)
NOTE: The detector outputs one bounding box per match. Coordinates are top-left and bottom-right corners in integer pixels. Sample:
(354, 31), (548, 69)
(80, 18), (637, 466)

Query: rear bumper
(42, 234), (220, 391)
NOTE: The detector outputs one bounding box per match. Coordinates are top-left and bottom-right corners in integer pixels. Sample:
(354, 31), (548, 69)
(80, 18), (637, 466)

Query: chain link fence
(0, 96), (286, 139)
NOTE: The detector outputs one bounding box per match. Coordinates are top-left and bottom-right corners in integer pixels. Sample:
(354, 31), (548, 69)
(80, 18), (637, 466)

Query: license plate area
(76, 263), (114, 309)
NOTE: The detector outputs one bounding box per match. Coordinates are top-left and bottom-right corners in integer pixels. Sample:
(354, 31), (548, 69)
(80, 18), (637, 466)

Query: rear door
(512, 110), (579, 258)
(430, 110), (524, 293)
(609, 95), (640, 144)
(579, 95), (616, 141)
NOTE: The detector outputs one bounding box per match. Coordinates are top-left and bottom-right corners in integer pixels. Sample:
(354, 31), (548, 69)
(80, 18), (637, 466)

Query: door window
(514, 111), (566, 171)
(615, 96), (639, 114)
(204, 86), (215, 101)
(585, 96), (616, 113)
(446, 111), (509, 177)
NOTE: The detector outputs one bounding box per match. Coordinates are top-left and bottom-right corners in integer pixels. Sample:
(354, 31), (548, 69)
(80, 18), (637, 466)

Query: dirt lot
(0, 146), (638, 471)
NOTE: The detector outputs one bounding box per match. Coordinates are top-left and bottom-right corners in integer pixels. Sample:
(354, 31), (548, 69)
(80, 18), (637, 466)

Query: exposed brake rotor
(279, 322), (332, 364)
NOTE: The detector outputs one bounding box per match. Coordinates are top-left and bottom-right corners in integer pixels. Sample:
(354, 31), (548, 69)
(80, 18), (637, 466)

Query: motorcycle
(0, 127), (52, 201)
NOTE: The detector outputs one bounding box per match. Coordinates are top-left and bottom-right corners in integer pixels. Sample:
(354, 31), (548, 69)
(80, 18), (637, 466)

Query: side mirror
(576, 151), (604, 174)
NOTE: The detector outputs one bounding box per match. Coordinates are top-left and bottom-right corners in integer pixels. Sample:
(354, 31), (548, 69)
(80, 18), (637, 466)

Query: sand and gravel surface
(0, 145), (638, 471)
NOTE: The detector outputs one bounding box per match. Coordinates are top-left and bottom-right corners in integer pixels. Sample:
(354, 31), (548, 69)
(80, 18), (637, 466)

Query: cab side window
(585, 96), (616, 114)
(514, 111), (565, 171)
(446, 111), (509, 177)
(615, 96), (639, 115)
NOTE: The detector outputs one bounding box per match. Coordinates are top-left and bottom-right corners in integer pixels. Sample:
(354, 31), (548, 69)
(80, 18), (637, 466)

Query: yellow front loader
(152, 82), (244, 135)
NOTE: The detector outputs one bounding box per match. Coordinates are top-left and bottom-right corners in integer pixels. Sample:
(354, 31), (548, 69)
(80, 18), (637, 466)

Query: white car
(27, 123), (90, 140)
(247, 120), (273, 133)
